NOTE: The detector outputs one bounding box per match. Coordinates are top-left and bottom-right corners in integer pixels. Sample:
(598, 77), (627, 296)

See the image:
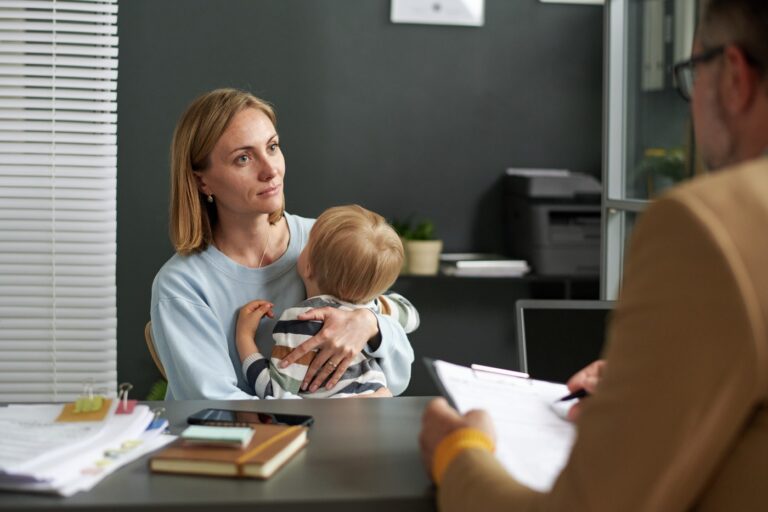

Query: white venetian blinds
(0, 0), (118, 401)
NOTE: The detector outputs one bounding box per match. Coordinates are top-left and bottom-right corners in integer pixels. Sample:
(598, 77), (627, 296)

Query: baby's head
(298, 205), (403, 304)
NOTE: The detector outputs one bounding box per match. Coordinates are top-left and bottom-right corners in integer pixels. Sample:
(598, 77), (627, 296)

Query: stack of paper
(440, 253), (530, 277)
(0, 402), (174, 496)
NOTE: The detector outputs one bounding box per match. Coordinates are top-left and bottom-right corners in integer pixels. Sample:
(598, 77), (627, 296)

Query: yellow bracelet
(432, 427), (494, 484)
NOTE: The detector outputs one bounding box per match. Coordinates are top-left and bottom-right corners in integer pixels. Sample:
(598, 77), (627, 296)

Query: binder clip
(74, 381), (104, 413)
(147, 407), (169, 432)
(56, 380), (112, 422)
(115, 382), (137, 414)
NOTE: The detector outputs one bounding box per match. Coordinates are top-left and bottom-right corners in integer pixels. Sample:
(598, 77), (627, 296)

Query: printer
(504, 169), (601, 276)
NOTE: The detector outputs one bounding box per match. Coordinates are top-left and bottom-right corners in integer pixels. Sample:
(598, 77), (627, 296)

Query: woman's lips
(259, 184), (281, 196)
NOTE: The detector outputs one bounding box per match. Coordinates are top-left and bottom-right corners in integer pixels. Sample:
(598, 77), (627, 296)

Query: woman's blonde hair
(170, 88), (284, 254)
(307, 205), (403, 304)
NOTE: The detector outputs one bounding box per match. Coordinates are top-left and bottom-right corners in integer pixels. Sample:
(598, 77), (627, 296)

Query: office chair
(144, 321), (167, 379)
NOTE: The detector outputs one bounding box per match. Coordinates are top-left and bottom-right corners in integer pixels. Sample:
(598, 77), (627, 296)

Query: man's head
(298, 205), (404, 304)
(688, 0), (768, 169)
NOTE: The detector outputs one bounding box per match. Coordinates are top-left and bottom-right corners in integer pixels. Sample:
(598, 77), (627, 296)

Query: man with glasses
(419, 0), (768, 510)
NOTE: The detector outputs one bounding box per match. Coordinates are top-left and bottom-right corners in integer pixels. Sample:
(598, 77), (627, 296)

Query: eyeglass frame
(672, 45), (726, 102)
(672, 44), (765, 102)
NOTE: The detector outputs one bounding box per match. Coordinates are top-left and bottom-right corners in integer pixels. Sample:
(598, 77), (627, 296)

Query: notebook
(515, 299), (614, 383)
(150, 424), (308, 479)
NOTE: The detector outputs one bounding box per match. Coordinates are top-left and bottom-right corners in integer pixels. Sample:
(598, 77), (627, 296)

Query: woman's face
(195, 107), (285, 218)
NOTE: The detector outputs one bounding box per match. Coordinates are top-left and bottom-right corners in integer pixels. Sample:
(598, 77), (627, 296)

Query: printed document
(432, 360), (576, 492)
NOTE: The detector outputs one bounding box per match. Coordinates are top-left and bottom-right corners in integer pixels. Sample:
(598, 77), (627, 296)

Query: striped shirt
(242, 293), (419, 398)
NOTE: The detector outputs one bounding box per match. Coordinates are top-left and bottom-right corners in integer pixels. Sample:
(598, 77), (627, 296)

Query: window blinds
(0, 0), (118, 401)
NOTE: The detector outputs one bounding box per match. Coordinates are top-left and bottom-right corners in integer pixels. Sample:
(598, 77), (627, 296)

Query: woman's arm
(377, 292), (420, 333)
(278, 307), (416, 396)
(151, 297), (258, 400)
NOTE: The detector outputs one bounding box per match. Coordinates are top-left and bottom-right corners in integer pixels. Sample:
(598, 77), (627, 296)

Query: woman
(150, 88), (416, 399)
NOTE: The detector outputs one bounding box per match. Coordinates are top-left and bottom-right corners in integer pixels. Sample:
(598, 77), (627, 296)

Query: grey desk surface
(0, 397), (436, 512)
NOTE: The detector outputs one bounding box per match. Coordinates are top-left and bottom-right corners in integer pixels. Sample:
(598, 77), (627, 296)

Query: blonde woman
(150, 88), (417, 400)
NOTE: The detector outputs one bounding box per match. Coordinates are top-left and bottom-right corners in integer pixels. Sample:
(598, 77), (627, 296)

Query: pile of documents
(0, 401), (174, 496)
(440, 253), (530, 277)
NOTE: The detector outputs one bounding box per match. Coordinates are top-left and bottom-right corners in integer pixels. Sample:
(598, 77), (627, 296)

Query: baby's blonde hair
(307, 205), (403, 304)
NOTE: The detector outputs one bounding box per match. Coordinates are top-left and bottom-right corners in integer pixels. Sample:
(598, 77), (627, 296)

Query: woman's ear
(193, 171), (210, 196)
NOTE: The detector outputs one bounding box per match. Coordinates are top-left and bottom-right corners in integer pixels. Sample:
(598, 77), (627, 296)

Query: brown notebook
(150, 424), (308, 479)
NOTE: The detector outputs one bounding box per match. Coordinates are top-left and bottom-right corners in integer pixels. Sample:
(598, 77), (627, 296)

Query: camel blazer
(439, 156), (768, 511)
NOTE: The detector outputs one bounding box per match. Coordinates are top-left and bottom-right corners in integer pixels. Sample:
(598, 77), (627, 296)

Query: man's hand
(419, 398), (495, 479)
(279, 307), (378, 392)
(565, 359), (605, 421)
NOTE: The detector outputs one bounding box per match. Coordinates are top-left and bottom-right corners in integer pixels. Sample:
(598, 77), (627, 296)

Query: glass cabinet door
(601, 0), (699, 299)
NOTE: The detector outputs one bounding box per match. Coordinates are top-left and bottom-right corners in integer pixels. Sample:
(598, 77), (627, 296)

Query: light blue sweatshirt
(150, 212), (416, 399)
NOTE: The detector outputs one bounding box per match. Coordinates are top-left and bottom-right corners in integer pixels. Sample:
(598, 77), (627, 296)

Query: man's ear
(721, 44), (760, 114)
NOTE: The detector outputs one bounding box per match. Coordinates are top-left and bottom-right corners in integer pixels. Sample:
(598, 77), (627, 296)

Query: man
(419, 0), (768, 510)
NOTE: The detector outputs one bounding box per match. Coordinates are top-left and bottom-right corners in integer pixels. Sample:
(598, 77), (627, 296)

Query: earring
(207, 195), (214, 203)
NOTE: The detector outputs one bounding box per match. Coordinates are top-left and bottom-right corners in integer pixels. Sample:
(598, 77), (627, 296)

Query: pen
(557, 388), (588, 402)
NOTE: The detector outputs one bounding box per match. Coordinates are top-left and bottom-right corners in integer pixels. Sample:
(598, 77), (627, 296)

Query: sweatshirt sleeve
(378, 292), (421, 333)
(365, 313), (415, 396)
(151, 297), (258, 400)
(438, 194), (762, 511)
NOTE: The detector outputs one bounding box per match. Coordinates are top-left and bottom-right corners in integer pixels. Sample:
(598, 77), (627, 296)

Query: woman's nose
(256, 157), (278, 181)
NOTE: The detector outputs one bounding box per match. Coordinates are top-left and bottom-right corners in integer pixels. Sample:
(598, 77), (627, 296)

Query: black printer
(504, 169), (601, 276)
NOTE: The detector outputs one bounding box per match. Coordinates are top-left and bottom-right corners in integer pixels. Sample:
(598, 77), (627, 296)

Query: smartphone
(187, 408), (314, 428)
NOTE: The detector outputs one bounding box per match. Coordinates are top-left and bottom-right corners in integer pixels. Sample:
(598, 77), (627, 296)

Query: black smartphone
(187, 408), (314, 428)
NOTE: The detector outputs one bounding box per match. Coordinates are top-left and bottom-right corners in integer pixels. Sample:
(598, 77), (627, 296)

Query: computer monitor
(515, 299), (614, 383)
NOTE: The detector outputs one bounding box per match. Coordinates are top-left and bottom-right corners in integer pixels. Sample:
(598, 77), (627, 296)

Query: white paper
(434, 360), (576, 492)
(0, 402), (172, 496)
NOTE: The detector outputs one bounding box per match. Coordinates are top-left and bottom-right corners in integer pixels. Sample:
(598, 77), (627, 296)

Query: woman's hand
(279, 307), (378, 392)
(565, 359), (605, 422)
(419, 398), (495, 479)
(235, 300), (274, 361)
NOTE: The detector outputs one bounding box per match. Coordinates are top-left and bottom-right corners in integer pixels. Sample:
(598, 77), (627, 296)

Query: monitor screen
(516, 300), (614, 383)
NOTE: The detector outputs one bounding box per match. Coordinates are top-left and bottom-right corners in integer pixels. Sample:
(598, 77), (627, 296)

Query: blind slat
(0, 0), (118, 400)
(0, 1), (117, 14)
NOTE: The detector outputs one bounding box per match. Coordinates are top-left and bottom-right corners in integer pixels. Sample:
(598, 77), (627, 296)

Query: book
(180, 425), (254, 448)
(150, 424), (308, 479)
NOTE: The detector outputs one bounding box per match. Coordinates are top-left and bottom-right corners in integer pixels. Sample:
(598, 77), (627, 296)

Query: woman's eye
(269, 142), (279, 152)
(236, 154), (250, 165)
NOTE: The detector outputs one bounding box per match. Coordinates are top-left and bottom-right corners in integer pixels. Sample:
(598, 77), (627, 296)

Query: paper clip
(471, 364), (529, 379)
(115, 382), (137, 414)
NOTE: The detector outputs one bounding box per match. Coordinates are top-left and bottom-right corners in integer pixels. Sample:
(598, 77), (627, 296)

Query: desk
(0, 398), (435, 512)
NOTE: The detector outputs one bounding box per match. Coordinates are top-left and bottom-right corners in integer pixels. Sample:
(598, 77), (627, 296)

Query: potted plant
(391, 217), (443, 275)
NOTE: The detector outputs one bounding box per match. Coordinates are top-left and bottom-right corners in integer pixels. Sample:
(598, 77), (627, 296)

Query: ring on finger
(325, 360), (338, 370)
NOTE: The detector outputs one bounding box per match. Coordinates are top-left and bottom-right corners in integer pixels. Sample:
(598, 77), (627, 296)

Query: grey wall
(117, 0), (603, 397)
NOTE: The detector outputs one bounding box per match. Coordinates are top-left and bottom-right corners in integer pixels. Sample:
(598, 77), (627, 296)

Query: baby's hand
(236, 300), (274, 342)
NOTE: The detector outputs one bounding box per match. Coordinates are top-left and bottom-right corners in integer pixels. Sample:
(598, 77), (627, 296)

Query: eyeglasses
(672, 46), (725, 101)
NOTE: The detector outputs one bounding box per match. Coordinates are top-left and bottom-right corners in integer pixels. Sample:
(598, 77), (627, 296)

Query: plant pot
(399, 237), (410, 275)
(404, 240), (443, 275)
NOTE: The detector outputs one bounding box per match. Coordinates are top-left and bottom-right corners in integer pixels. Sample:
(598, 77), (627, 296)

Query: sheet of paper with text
(433, 360), (576, 492)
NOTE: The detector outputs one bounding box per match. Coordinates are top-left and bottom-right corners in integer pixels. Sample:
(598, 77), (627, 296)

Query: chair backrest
(144, 321), (167, 379)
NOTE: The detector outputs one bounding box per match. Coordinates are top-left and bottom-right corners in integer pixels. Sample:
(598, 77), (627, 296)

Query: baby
(236, 204), (417, 398)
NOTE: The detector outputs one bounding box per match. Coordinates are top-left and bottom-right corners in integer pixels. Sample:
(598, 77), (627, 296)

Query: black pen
(557, 388), (589, 402)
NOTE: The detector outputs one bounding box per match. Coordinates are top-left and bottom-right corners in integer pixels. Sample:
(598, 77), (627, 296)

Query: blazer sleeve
(438, 194), (763, 512)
